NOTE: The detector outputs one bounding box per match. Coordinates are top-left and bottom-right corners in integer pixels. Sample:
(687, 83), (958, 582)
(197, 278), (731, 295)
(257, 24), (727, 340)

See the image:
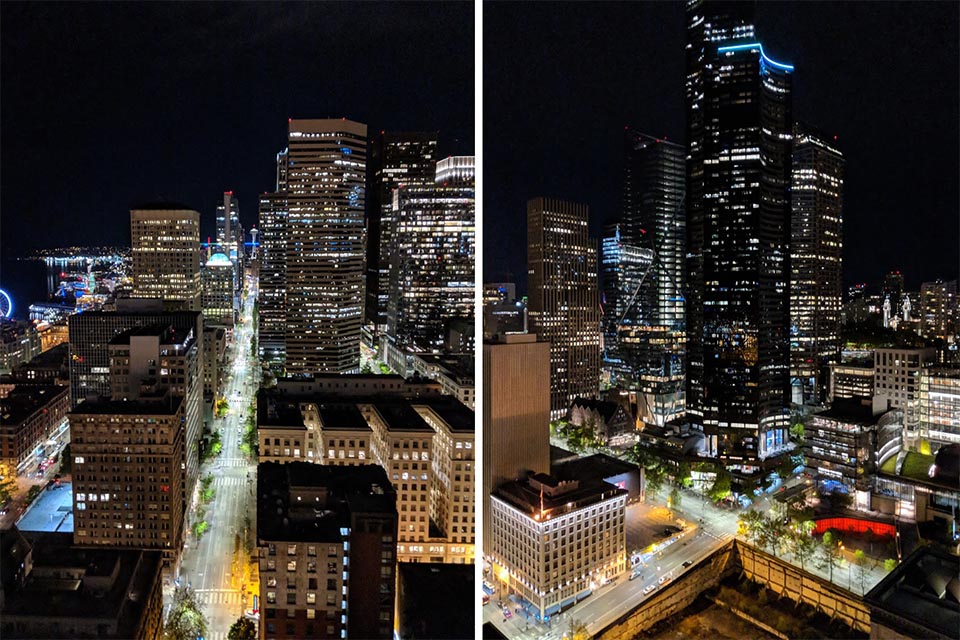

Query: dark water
(0, 257), (53, 319)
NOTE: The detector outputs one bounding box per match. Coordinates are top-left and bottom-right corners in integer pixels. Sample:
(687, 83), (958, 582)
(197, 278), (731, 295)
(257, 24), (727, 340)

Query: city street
(172, 281), (259, 640)
(485, 480), (889, 640)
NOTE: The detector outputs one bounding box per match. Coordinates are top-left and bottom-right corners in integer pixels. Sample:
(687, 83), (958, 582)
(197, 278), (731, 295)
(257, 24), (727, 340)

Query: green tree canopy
(228, 617), (257, 640)
(164, 586), (207, 640)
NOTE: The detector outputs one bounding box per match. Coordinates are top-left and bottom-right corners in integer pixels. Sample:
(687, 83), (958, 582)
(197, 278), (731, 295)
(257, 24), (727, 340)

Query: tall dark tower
(790, 123), (844, 406)
(527, 197), (601, 418)
(620, 131), (687, 426)
(685, 1), (794, 468)
(365, 132), (439, 333)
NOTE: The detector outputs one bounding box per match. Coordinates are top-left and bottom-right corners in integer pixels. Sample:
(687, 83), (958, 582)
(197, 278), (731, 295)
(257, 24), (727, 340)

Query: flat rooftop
(0, 385), (68, 426)
(316, 403), (370, 431)
(17, 482), (74, 533)
(373, 401), (433, 433)
(493, 474), (626, 520)
(864, 546), (959, 639)
(71, 394), (183, 416)
(414, 397), (474, 432)
(257, 462), (396, 543)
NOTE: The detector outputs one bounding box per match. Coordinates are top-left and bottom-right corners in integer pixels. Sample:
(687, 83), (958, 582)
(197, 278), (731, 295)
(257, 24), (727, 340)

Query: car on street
(643, 584), (657, 596)
(482, 594), (490, 605)
(682, 560), (693, 568)
(658, 574), (672, 585)
(628, 570), (642, 581)
(503, 607), (512, 619)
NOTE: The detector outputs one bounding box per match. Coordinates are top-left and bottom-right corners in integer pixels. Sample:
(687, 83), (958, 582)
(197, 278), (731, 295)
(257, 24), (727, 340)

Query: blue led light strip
(717, 42), (794, 71)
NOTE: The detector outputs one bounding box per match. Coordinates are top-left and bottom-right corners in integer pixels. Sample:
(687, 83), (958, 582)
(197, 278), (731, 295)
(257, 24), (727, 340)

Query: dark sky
(1, 1), (473, 255)
(484, 1), (959, 294)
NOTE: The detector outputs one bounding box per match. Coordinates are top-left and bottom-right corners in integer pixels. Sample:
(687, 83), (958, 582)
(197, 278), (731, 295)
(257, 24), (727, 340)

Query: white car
(643, 584), (657, 596)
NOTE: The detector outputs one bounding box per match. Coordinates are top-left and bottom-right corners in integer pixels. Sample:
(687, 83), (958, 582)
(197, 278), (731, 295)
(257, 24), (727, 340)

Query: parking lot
(17, 482), (73, 533)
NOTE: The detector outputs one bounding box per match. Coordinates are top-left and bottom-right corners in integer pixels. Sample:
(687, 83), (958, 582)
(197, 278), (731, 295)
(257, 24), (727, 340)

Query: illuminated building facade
(828, 363), (874, 403)
(918, 367), (960, 448)
(200, 252), (235, 326)
(130, 205), (201, 311)
(388, 157), (475, 352)
(919, 279), (958, 342)
(790, 123), (844, 405)
(489, 474), (626, 621)
(482, 334), (551, 556)
(256, 462), (398, 640)
(527, 197), (601, 418)
(215, 191), (243, 293)
(874, 347), (936, 435)
(107, 323), (202, 501)
(366, 132), (439, 332)
(0, 384), (70, 477)
(284, 118), (367, 375)
(70, 390), (186, 577)
(258, 188), (288, 364)
(684, 0), (794, 467)
(67, 308), (203, 408)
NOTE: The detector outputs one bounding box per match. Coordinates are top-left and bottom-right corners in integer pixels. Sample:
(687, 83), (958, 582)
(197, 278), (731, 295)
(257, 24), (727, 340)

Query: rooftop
(552, 452), (639, 482)
(414, 397), (474, 432)
(0, 530), (162, 638)
(256, 462), (396, 543)
(864, 546), (959, 639)
(493, 474), (626, 521)
(815, 398), (878, 424)
(316, 403), (370, 432)
(0, 385), (68, 426)
(372, 401), (433, 433)
(71, 393), (183, 416)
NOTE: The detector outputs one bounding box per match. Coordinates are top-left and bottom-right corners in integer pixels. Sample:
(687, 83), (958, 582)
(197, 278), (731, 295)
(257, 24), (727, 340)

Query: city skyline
(484, 1), (959, 291)
(0, 2), (474, 256)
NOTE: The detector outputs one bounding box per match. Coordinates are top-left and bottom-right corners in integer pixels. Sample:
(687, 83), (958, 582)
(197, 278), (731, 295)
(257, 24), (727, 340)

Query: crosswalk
(214, 458), (250, 469)
(205, 632), (228, 640)
(194, 588), (245, 606)
(214, 476), (251, 488)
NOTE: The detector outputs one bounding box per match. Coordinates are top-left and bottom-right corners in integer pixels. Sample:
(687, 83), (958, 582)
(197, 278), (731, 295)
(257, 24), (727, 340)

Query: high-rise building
(874, 347), (936, 436)
(388, 157), (475, 352)
(481, 334), (550, 555)
(130, 204), (201, 311)
(918, 367), (960, 449)
(919, 279), (958, 342)
(883, 271), (905, 313)
(106, 323), (202, 501)
(70, 389), (186, 577)
(366, 132), (439, 332)
(617, 131), (688, 426)
(67, 307), (203, 407)
(258, 189), (288, 364)
(790, 123), (845, 406)
(527, 197), (601, 418)
(284, 119), (367, 375)
(256, 461), (398, 640)
(200, 252), (235, 326)
(215, 191), (244, 294)
(684, 1), (794, 468)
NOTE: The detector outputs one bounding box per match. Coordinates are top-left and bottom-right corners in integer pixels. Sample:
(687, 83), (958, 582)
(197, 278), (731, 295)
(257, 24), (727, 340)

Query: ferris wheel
(0, 288), (12, 319)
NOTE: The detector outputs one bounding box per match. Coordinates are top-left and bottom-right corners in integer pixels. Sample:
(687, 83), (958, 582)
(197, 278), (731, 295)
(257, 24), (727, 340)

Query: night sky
(484, 1), (959, 294)
(1, 2), (473, 255)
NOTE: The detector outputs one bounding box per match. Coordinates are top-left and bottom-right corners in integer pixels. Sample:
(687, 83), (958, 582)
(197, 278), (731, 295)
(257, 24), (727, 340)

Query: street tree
(883, 558), (898, 572)
(0, 467), (17, 503)
(707, 471), (732, 503)
(164, 585), (207, 640)
(668, 486), (682, 511)
(853, 549), (871, 595)
(631, 446), (667, 499)
(564, 618), (590, 640)
(817, 531), (843, 582)
(228, 617), (257, 640)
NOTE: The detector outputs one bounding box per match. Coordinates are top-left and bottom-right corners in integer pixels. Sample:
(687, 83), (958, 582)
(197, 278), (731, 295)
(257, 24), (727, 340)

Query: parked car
(643, 584), (657, 596)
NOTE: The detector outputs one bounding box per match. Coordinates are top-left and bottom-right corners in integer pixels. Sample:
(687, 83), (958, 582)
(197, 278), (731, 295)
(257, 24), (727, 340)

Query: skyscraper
(620, 130), (687, 426)
(790, 123), (844, 405)
(481, 333), (550, 556)
(684, 1), (794, 467)
(200, 252), (235, 326)
(284, 119), (367, 375)
(366, 132), (439, 332)
(527, 197), (601, 418)
(215, 191), (243, 294)
(258, 189), (288, 364)
(130, 204), (201, 311)
(387, 156), (475, 352)
(919, 279), (958, 342)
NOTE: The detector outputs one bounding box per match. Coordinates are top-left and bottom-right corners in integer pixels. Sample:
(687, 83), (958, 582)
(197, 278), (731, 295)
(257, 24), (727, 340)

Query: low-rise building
(0, 529), (164, 640)
(258, 396), (311, 464)
(804, 400), (878, 491)
(0, 320), (42, 375)
(5, 343), (70, 386)
(0, 384), (70, 476)
(275, 374), (441, 398)
(568, 398), (634, 443)
(490, 473), (626, 621)
(256, 462), (398, 640)
(828, 363), (874, 403)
